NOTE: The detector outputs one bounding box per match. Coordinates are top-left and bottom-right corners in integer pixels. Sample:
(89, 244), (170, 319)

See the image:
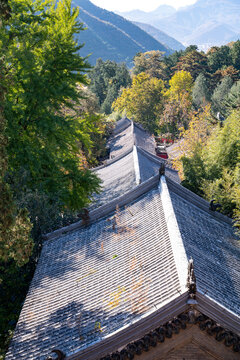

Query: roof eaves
(196, 290), (240, 335)
(159, 176), (188, 294)
(92, 146), (133, 172)
(66, 292), (189, 360)
(166, 176), (233, 225)
(112, 117), (132, 136)
(44, 174), (159, 241)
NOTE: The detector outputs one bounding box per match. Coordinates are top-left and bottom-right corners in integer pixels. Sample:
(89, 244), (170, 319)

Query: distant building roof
(91, 151), (136, 210)
(90, 118), (179, 210)
(6, 118), (240, 360)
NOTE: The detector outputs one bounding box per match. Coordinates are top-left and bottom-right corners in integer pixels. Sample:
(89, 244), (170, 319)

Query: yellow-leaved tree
(112, 72), (165, 134)
(160, 70), (193, 136)
(165, 70), (193, 102)
(172, 105), (213, 190)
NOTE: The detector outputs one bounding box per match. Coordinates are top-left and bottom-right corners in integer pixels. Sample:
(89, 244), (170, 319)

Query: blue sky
(90, 0), (197, 12)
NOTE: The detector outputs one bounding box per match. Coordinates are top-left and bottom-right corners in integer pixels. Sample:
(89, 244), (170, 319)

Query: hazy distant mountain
(116, 5), (176, 23)
(133, 21), (185, 51)
(185, 23), (238, 46)
(72, 0), (172, 67)
(118, 0), (240, 49)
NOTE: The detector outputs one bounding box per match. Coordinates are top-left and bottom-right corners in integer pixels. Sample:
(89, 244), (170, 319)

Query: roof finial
(187, 258), (196, 300)
(209, 199), (222, 212)
(159, 163), (165, 179)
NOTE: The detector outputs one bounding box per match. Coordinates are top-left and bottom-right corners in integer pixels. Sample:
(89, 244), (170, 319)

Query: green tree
(0, 0), (33, 268)
(113, 72), (165, 133)
(202, 110), (240, 221)
(211, 76), (233, 114)
(133, 50), (167, 80)
(89, 59), (131, 114)
(225, 80), (240, 113)
(173, 50), (209, 80)
(3, 0), (101, 211)
(230, 40), (240, 71)
(192, 73), (211, 109)
(207, 45), (232, 73)
(163, 49), (184, 80)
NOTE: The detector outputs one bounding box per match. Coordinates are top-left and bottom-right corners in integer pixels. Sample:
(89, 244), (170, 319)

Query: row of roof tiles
(6, 118), (240, 360)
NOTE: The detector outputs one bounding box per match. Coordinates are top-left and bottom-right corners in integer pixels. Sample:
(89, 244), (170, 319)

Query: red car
(156, 145), (168, 159)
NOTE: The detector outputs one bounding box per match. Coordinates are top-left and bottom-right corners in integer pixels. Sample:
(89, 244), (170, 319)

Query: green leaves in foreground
(2, 0), (102, 210)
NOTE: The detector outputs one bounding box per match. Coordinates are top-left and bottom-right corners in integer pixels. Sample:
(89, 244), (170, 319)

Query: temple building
(6, 118), (240, 360)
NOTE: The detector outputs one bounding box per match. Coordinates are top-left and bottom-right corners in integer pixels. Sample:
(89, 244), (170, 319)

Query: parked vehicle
(156, 145), (168, 159)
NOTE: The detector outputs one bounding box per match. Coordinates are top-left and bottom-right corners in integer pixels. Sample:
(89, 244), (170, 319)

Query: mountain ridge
(117, 0), (240, 49)
(72, 0), (172, 66)
(116, 4), (176, 23)
(133, 21), (185, 51)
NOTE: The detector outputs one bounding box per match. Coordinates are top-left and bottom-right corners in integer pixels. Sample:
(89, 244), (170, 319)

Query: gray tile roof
(107, 119), (156, 160)
(134, 123), (156, 154)
(108, 121), (133, 159)
(6, 186), (182, 360)
(90, 144), (180, 211)
(112, 117), (131, 135)
(137, 147), (180, 184)
(90, 151), (136, 210)
(6, 118), (240, 359)
(169, 188), (240, 317)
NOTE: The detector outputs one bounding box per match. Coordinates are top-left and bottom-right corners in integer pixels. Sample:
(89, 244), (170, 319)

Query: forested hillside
(133, 21), (185, 51)
(73, 0), (172, 66)
(86, 43), (240, 236)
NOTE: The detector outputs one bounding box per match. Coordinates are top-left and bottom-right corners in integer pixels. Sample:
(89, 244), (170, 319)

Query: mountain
(133, 21), (185, 51)
(185, 23), (238, 47)
(116, 5), (176, 23)
(72, 0), (172, 67)
(118, 0), (240, 49)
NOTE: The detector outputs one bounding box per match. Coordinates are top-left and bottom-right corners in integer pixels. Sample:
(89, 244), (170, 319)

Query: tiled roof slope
(133, 123), (156, 154)
(90, 147), (180, 210)
(107, 119), (156, 159)
(137, 147), (180, 184)
(112, 116), (131, 135)
(169, 185), (240, 317)
(108, 120), (134, 159)
(90, 151), (136, 210)
(89, 118), (179, 210)
(6, 186), (184, 360)
(6, 118), (240, 360)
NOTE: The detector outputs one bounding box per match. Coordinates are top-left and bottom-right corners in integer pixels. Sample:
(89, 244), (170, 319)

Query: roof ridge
(112, 117), (132, 136)
(137, 146), (178, 173)
(166, 177), (233, 225)
(133, 145), (141, 185)
(44, 174), (159, 241)
(158, 176), (188, 293)
(134, 122), (152, 134)
(92, 146), (134, 171)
